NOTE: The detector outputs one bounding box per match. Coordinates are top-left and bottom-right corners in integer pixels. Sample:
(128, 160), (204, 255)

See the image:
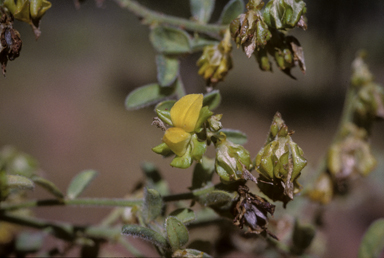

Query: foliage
(0, 0), (383, 257)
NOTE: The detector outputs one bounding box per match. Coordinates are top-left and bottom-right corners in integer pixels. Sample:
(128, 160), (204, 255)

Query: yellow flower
(162, 94), (203, 156)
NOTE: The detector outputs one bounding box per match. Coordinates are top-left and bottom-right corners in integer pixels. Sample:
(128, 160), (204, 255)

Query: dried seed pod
(0, 9), (22, 76)
(233, 185), (277, 239)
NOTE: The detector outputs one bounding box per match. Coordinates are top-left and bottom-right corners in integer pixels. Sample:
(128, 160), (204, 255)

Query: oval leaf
(358, 218), (384, 258)
(6, 175), (34, 191)
(220, 128), (247, 145)
(143, 188), (163, 223)
(150, 26), (191, 54)
(190, 0), (215, 24)
(66, 170), (98, 199)
(197, 190), (234, 209)
(32, 176), (64, 199)
(166, 216), (189, 251)
(203, 90), (221, 110)
(125, 83), (175, 110)
(122, 224), (169, 249)
(219, 0), (244, 25)
(155, 100), (176, 126)
(156, 55), (180, 87)
(169, 208), (196, 224)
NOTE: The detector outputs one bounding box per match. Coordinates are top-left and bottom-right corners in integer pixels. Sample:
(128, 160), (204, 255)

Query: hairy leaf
(169, 208), (196, 224)
(66, 170), (98, 199)
(122, 224), (169, 249)
(219, 0), (244, 25)
(156, 55), (180, 87)
(190, 0), (215, 23)
(142, 188), (163, 223)
(166, 216), (189, 251)
(125, 83), (175, 110)
(150, 26), (191, 54)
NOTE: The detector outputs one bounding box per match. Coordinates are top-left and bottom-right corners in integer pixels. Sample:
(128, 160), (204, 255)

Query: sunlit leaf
(125, 83), (175, 110)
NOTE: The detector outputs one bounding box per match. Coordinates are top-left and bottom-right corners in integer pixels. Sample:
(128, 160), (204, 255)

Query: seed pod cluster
(255, 112), (307, 206)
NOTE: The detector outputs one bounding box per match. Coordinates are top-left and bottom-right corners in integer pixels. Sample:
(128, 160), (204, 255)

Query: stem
(114, 0), (227, 36)
(0, 212), (146, 257)
(0, 198), (143, 211)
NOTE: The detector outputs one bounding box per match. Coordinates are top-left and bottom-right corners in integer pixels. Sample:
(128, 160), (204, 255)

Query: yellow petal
(170, 94), (203, 133)
(162, 127), (191, 156)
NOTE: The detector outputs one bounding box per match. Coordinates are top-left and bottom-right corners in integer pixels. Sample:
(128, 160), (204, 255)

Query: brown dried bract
(0, 9), (22, 76)
(233, 185), (277, 239)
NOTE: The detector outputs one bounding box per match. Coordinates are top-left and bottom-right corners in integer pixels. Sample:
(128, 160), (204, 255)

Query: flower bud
(255, 112), (307, 206)
(214, 133), (252, 184)
(197, 30), (233, 86)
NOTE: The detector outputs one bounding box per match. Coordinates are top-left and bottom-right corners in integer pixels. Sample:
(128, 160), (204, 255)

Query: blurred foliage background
(1, 0), (384, 256)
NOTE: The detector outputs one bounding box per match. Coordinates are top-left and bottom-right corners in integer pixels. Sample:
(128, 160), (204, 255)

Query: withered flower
(0, 9), (22, 76)
(233, 185), (277, 239)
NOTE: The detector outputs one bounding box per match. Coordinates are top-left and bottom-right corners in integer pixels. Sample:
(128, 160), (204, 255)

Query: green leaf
(219, 0), (244, 25)
(169, 208), (196, 224)
(125, 83), (175, 110)
(190, 134), (207, 162)
(142, 188), (163, 223)
(190, 156), (215, 190)
(32, 176), (64, 199)
(150, 26), (191, 54)
(6, 175), (34, 191)
(173, 248), (212, 258)
(197, 190), (234, 209)
(203, 90), (221, 110)
(66, 170), (98, 199)
(220, 128), (247, 145)
(122, 224), (169, 249)
(155, 100), (176, 126)
(190, 0), (215, 24)
(358, 218), (384, 258)
(194, 106), (214, 133)
(166, 216), (189, 251)
(156, 55), (180, 87)
(15, 232), (44, 254)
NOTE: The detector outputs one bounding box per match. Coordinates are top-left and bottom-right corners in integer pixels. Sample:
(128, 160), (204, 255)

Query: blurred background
(1, 0), (384, 256)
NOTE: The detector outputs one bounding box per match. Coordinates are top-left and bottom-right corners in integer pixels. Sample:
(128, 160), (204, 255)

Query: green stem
(0, 198), (143, 211)
(0, 212), (146, 257)
(114, 0), (227, 36)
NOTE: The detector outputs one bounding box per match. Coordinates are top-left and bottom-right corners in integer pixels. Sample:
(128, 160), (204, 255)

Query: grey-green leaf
(197, 190), (234, 208)
(220, 128), (247, 145)
(122, 224), (169, 249)
(32, 176), (64, 199)
(169, 208), (196, 224)
(15, 232), (44, 253)
(166, 216), (189, 251)
(125, 83), (175, 110)
(203, 90), (221, 110)
(156, 55), (180, 87)
(190, 156), (215, 190)
(190, 0), (215, 24)
(66, 170), (98, 199)
(150, 26), (191, 54)
(219, 0), (244, 25)
(142, 188), (163, 223)
(155, 100), (176, 126)
(358, 218), (384, 258)
(6, 175), (34, 191)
